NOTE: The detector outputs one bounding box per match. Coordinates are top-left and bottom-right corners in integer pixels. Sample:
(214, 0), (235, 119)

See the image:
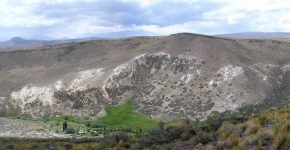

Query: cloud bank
(0, 0), (290, 40)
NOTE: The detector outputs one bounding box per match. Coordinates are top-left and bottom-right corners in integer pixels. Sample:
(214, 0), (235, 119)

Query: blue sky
(0, 0), (290, 40)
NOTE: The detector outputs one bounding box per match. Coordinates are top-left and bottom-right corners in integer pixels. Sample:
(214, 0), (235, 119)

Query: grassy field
(1, 99), (180, 139)
(37, 100), (177, 132)
(96, 100), (159, 131)
(4, 101), (290, 149)
(41, 116), (87, 132)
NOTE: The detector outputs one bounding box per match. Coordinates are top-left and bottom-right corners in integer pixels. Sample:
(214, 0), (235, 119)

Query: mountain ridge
(1, 33), (290, 120)
(216, 32), (290, 39)
(0, 36), (106, 52)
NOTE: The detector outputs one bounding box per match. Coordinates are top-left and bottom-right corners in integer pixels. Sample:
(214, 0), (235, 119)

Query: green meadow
(35, 100), (179, 132)
(96, 100), (159, 131)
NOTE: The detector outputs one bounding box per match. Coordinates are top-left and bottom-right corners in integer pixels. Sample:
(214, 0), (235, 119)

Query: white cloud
(135, 21), (218, 35)
(0, 0), (59, 27)
(199, 0), (290, 33)
(1, 0), (290, 40)
(46, 21), (125, 39)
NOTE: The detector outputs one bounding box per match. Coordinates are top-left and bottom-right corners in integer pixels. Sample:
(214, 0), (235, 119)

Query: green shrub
(195, 131), (214, 144)
(63, 143), (73, 150)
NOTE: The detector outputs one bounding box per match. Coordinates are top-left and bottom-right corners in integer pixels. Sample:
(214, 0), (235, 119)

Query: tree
(63, 120), (68, 131)
(158, 121), (165, 131)
(86, 122), (91, 127)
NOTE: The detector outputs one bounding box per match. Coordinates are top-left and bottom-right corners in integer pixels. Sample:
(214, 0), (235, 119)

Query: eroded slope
(1, 33), (290, 120)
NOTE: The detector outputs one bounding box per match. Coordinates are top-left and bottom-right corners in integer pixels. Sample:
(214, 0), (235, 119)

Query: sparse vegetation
(63, 120), (68, 131)
(2, 103), (290, 149)
(136, 106), (290, 149)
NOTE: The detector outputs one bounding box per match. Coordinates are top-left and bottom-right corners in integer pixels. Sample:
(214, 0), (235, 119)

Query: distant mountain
(0, 37), (104, 52)
(0, 37), (45, 50)
(216, 32), (290, 39)
(0, 31), (155, 52)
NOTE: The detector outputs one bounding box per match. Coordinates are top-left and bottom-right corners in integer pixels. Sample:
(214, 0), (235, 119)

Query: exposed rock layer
(1, 33), (290, 119)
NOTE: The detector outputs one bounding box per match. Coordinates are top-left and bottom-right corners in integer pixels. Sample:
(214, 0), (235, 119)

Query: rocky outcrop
(101, 52), (204, 119)
(3, 52), (290, 120)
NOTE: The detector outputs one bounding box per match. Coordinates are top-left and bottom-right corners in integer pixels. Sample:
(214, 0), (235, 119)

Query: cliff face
(1, 33), (290, 119)
(2, 52), (290, 120)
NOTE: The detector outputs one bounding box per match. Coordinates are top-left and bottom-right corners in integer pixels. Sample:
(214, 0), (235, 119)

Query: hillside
(0, 37), (104, 52)
(0, 33), (290, 120)
(216, 32), (290, 39)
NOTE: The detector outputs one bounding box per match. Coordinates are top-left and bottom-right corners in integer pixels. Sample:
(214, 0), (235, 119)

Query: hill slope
(0, 37), (103, 52)
(216, 32), (290, 39)
(0, 33), (290, 120)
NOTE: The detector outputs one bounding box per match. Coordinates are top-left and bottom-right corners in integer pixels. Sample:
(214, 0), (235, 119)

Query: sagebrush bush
(244, 118), (261, 135)
(271, 120), (290, 150)
(216, 141), (231, 150)
(195, 131), (214, 144)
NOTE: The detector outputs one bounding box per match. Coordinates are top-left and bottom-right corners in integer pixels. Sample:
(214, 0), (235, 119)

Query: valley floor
(1, 101), (290, 150)
(0, 117), (69, 138)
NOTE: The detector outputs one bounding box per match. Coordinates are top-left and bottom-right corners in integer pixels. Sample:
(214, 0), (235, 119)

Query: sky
(1, 0), (290, 40)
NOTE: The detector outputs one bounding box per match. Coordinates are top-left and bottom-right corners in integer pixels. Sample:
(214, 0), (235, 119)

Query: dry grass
(255, 108), (290, 149)
(244, 118), (261, 135)
(271, 119), (290, 150)
(219, 123), (241, 147)
(215, 107), (290, 150)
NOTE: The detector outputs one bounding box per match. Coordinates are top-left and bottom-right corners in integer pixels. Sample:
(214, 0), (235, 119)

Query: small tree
(158, 121), (165, 131)
(86, 122), (91, 127)
(63, 120), (68, 131)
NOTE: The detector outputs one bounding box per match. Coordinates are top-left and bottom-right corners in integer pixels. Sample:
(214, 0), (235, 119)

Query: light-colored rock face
(68, 68), (104, 90)
(5, 68), (106, 118)
(3, 52), (290, 120)
(10, 85), (54, 109)
(209, 65), (244, 86)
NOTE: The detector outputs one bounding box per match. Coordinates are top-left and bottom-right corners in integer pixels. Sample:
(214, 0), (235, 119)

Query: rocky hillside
(216, 32), (290, 39)
(1, 33), (290, 120)
(0, 37), (104, 52)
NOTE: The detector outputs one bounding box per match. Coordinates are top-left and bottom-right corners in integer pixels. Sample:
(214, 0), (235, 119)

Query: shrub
(244, 118), (261, 135)
(280, 139), (290, 150)
(144, 128), (163, 145)
(64, 128), (75, 134)
(271, 120), (290, 150)
(195, 131), (214, 144)
(182, 121), (196, 140)
(123, 143), (131, 149)
(99, 136), (117, 146)
(205, 144), (214, 150)
(194, 143), (203, 149)
(242, 134), (260, 148)
(219, 122), (242, 148)
(216, 141), (231, 150)
(30, 143), (39, 150)
(180, 131), (191, 141)
(220, 123), (241, 139)
(113, 132), (129, 143)
(43, 143), (58, 150)
(159, 121), (165, 130)
(63, 143), (73, 150)
(6, 144), (14, 150)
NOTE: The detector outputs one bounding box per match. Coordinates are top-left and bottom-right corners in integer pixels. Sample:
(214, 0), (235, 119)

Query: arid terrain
(0, 33), (290, 150)
(0, 33), (290, 121)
